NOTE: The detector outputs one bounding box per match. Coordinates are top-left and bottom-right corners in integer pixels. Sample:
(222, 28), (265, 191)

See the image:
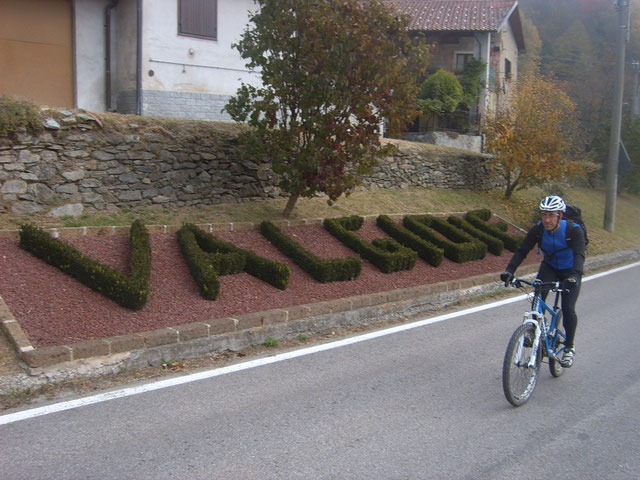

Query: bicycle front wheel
(502, 323), (540, 406)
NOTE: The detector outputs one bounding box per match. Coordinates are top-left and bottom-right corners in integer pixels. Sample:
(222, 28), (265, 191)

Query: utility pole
(604, 0), (630, 232)
(633, 60), (640, 117)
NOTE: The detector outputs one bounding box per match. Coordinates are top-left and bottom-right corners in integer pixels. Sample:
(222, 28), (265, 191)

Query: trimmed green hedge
(177, 223), (290, 300)
(403, 215), (486, 263)
(323, 216), (417, 273)
(260, 221), (362, 282)
(176, 225), (222, 300)
(447, 215), (504, 256)
(464, 209), (523, 252)
(376, 215), (444, 267)
(19, 220), (152, 310)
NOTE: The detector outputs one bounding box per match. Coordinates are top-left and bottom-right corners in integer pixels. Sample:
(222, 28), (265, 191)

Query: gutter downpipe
(72, 0), (78, 108)
(472, 33), (484, 133)
(105, 0), (119, 111)
(473, 32), (491, 134)
(136, 0), (143, 116)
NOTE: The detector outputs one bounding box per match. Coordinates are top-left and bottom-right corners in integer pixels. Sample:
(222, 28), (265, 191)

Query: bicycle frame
(513, 279), (566, 366)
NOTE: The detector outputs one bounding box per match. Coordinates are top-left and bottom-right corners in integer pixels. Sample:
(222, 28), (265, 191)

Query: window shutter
(179, 0), (217, 40)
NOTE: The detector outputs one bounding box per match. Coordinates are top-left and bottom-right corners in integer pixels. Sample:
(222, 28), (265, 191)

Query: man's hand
(500, 271), (514, 286)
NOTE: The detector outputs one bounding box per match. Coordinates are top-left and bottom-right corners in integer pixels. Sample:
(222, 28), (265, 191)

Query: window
(505, 59), (512, 81)
(455, 53), (473, 73)
(179, 0), (217, 40)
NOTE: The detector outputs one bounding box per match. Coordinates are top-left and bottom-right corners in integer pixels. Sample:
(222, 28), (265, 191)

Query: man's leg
(560, 276), (581, 349)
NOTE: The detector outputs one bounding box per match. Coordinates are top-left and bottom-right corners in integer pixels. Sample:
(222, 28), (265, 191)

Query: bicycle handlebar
(506, 277), (563, 291)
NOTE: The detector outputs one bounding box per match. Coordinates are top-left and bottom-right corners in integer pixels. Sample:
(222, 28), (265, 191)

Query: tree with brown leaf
(484, 70), (584, 199)
(225, 0), (429, 217)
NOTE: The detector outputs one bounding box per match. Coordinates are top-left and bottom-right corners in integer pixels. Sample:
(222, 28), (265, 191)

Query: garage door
(0, 0), (74, 108)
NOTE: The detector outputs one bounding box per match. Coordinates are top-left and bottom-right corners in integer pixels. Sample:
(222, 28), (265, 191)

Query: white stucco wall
(142, 0), (258, 96)
(499, 22), (519, 84)
(72, 0), (258, 117)
(490, 23), (519, 114)
(74, 0), (110, 112)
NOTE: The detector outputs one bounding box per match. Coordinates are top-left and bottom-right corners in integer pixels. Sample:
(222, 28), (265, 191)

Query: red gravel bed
(0, 221), (539, 348)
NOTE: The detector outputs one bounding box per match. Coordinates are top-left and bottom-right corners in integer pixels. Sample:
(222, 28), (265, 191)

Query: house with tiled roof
(2, 0), (522, 139)
(384, 0), (525, 136)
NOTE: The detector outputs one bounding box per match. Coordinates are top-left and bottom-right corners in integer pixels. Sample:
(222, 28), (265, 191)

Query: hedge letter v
(19, 221), (151, 310)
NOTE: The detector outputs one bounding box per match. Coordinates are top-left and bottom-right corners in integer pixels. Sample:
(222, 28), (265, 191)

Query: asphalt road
(1, 263), (639, 480)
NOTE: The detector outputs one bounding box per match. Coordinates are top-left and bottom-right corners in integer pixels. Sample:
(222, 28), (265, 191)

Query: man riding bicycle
(500, 195), (586, 367)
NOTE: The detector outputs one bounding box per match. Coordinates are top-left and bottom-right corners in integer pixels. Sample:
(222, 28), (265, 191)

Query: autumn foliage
(484, 71), (585, 199)
(225, 0), (429, 216)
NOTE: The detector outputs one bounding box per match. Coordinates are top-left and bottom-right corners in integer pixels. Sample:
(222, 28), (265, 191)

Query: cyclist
(500, 195), (586, 367)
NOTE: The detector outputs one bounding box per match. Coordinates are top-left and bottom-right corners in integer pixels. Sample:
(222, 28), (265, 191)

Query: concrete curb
(2, 248), (639, 392)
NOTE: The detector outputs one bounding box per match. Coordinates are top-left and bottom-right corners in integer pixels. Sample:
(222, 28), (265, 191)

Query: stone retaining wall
(0, 110), (500, 217)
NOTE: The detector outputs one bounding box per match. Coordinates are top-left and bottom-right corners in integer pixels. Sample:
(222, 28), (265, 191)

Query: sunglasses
(540, 212), (560, 218)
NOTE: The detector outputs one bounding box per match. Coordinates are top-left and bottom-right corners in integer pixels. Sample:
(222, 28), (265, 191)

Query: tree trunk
(282, 194), (299, 217)
(504, 183), (516, 200)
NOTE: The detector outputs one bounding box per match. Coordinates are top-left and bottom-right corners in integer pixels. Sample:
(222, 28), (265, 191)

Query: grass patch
(0, 96), (43, 136)
(0, 186), (638, 256)
(262, 337), (280, 347)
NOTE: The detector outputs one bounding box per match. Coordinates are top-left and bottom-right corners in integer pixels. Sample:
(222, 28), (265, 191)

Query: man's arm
(505, 224), (541, 274)
(569, 224), (586, 276)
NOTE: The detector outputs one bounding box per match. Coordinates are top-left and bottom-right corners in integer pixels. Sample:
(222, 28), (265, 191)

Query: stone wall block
(1, 179), (28, 194)
(72, 339), (110, 360)
(22, 346), (72, 368)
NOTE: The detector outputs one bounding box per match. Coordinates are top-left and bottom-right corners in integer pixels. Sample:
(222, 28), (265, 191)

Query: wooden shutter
(179, 0), (217, 40)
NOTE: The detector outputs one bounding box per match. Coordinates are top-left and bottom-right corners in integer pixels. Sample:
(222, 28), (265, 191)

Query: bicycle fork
(516, 311), (544, 368)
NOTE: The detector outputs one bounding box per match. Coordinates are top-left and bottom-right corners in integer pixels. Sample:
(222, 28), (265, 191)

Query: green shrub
(465, 209), (524, 252)
(418, 69), (464, 115)
(323, 216), (417, 273)
(260, 221), (361, 282)
(447, 215), (504, 256)
(177, 223), (290, 300)
(19, 220), (151, 309)
(403, 215), (486, 263)
(376, 215), (444, 266)
(176, 225), (221, 300)
(0, 96), (43, 136)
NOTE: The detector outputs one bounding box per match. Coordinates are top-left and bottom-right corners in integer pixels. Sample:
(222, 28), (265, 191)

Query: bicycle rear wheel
(502, 323), (540, 406)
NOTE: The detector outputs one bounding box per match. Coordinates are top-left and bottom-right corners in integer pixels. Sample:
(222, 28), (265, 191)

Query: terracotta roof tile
(383, 0), (517, 32)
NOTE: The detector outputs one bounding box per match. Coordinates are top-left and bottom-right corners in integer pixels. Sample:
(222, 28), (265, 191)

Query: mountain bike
(502, 277), (567, 406)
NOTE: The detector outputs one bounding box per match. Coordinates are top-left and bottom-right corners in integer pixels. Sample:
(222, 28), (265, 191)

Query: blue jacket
(506, 219), (586, 276)
(540, 220), (574, 270)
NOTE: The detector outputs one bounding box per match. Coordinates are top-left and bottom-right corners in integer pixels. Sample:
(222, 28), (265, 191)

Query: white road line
(1, 261), (638, 426)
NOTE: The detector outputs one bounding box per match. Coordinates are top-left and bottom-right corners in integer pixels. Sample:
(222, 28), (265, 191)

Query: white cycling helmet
(539, 195), (566, 212)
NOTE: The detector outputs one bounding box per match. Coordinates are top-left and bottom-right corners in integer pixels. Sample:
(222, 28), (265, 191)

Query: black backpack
(563, 204), (589, 246)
